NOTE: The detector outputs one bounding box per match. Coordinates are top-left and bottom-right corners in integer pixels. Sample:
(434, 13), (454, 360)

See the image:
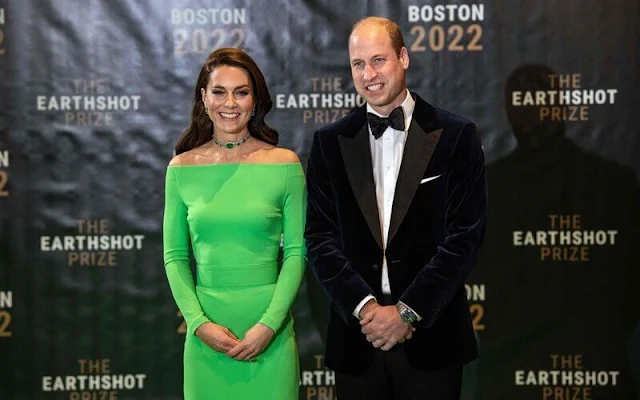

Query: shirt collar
(366, 89), (415, 132)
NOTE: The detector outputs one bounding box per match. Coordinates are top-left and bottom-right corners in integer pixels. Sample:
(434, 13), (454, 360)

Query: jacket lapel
(338, 114), (384, 250)
(387, 98), (443, 246)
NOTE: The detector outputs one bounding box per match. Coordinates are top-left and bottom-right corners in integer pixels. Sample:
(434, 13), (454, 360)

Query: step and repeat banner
(1, 0), (639, 399)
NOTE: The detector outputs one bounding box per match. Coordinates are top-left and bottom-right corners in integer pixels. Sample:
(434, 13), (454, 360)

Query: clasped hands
(360, 300), (415, 351)
(195, 321), (274, 362)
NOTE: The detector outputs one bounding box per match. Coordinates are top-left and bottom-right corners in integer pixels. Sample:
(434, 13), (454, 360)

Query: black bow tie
(368, 107), (405, 139)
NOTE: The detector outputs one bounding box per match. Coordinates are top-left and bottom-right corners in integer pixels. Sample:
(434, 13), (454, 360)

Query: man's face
(349, 24), (409, 116)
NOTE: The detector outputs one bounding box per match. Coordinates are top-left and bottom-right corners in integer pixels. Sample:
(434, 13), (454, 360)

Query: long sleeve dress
(163, 162), (306, 400)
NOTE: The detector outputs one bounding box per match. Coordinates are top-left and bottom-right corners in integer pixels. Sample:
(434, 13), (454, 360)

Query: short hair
(351, 17), (405, 56)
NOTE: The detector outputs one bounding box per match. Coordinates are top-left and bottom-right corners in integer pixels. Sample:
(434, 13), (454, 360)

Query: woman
(163, 47), (306, 399)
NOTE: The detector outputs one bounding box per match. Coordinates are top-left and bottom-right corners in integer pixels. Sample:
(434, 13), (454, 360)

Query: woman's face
(201, 65), (256, 138)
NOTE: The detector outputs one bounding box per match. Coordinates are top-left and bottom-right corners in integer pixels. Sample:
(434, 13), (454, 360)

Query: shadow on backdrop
(465, 64), (640, 399)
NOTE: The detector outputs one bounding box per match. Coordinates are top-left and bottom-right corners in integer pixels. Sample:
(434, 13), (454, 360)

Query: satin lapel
(387, 121), (443, 246)
(338, 124), (383, 249)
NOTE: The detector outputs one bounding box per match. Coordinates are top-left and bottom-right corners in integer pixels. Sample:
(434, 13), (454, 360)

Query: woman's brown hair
(175, 48), (278, 155)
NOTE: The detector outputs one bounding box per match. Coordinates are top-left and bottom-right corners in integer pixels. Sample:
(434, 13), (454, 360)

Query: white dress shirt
(353, 89), (421, 320)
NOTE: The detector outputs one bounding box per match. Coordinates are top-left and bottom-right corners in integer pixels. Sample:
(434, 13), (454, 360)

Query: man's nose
(363, 64), (377, 81)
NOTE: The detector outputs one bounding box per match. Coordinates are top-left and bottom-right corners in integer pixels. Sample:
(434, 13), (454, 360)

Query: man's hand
(359, 298), (381, 320)
(195, 322), (240, 353)
(360, 305), (410, 351)
(226, 323), (275, 361)
(397, 325), (416, 344)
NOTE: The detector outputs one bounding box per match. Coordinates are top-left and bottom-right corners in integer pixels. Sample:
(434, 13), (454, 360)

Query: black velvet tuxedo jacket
(304, 93), (488, 374)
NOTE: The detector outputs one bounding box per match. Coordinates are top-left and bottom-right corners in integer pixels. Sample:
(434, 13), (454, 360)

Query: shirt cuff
(353, 295), (377, 319)
(398, 301), (422, 321)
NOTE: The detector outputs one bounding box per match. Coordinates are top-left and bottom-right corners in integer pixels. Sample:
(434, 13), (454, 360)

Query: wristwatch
(396, 302), (417, 325)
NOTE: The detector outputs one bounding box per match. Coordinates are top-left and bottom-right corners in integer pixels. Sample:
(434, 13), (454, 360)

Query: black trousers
(335, 347), (462, 400)
(335, 294), (463, 400)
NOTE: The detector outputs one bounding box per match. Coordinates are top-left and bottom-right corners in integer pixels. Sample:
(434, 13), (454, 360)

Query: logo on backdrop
(515, 354), (620, 399)
(510, 73), (618, 122)
(42, 359), (147, 398)
(0, 7), (6, 56)
(465, 283), (485, 331)
(275, 77), (365, 124)
(513, 214), (617, 262)
(407, 3), (485, 53)
(300, 355), (336, 400)
(40, 219), (145, 267)
(171, 6), (247, 56)
(0, 150), (8, 197)
(36, 79), (142, 127)
(0, 290), (12, 338)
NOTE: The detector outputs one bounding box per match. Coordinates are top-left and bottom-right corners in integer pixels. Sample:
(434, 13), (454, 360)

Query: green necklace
(212, 132), (251, 149)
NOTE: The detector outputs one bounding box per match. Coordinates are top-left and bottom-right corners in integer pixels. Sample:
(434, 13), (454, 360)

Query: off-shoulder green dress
(163, 163), (306, 400)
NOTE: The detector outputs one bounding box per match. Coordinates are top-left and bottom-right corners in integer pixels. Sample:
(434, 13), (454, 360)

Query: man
(304, 17), (487, 399)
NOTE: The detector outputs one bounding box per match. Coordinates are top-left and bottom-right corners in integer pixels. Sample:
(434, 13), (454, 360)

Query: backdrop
(1, 0), (639, 399)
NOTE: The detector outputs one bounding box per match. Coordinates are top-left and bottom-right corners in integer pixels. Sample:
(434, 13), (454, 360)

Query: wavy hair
(175, 48), (278, 155)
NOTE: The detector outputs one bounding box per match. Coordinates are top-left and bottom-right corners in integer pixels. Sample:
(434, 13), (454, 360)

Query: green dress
(163, 162), (306, 400)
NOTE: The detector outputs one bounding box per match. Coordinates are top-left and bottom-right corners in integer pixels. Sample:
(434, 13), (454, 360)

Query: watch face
(402, 308), (415, 323)
(397, 304), (415, 323)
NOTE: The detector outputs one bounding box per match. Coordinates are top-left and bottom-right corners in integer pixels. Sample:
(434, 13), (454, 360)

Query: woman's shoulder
(167, 142), (300, 166)
(168, 144), (214, 166)
(249, 144), (300, 164)
(264, 147), (301, 164)
(168, 152), (192, 167)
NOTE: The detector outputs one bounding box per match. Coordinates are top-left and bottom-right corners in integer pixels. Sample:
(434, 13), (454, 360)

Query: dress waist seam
(196, 261), (277, 269)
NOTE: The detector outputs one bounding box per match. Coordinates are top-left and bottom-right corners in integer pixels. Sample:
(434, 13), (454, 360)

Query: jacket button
(372, 264), (380, 271)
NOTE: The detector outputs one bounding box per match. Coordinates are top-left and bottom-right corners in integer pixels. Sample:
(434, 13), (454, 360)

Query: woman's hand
(226, 323), (275, 361)
(195, 322), (240, 353)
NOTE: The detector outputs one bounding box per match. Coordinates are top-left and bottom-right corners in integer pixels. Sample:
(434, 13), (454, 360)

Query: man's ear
(400, 47), (410, 70)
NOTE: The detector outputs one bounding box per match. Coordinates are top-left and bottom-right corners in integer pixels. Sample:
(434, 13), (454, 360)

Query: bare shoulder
(168, 152), (192, 166)
(168, 143), (215, 166)
(169, 149), (204, 166)
(264, 147), (301, 164)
